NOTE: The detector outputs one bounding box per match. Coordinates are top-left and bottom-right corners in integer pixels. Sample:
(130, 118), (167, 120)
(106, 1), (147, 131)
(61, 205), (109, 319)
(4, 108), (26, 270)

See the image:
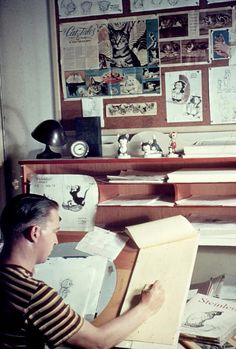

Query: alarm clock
(70, 140), (89, 158)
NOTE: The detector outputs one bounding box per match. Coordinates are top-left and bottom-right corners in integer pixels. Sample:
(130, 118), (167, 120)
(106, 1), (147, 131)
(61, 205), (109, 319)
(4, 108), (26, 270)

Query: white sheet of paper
(34, 255), (107, 317)
(30, 174), (98, 231)
(82, 97), (104, 127)
(76, 227), (128, 260)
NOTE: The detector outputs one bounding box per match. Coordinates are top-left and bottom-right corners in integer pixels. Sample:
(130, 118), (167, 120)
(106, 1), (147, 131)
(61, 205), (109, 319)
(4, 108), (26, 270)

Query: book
(180, 293), (236, 346)
(180, 336), (236, 348)
(167, 169), (236, 183)
(119, 215), (199, 349)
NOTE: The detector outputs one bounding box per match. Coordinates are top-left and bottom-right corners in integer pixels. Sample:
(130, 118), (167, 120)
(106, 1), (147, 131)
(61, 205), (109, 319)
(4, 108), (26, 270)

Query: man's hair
(0, 193), (59, 244)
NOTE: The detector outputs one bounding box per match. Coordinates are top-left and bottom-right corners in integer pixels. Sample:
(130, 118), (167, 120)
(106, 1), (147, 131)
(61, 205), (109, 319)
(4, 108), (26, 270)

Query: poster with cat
(30, 174), (99, 231)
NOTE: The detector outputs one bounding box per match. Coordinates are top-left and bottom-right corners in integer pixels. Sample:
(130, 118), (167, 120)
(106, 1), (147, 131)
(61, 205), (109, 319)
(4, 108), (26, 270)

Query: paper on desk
(76, 226), (129, 260)
(34, 255), (107, 317)
(176, 195), (236, 206)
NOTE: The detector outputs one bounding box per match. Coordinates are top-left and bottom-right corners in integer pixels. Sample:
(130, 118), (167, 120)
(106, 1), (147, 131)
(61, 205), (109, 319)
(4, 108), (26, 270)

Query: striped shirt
(0, 264), (84, 348)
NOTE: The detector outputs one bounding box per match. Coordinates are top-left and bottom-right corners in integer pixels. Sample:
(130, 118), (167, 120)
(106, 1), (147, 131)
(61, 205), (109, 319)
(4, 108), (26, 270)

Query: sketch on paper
(34, 256), (108, 318)
(209, 66), (236, 125)
(106, 101), (157, 117)
(165, 70), (203, 123)
(58, 0), (123, 18)
(130, 0), (199, 13)
(30, 174), (99, 231)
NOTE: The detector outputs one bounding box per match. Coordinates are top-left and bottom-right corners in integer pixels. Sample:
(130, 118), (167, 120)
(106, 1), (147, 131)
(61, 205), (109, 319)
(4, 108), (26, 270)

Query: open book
(180, 293), (236, 346)
(119, 215), (199, 349)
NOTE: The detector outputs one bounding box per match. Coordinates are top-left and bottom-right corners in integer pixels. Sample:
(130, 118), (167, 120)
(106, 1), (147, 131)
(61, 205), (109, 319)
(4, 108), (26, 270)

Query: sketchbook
(119, 215), (199, 349)
(180, 293), (236, 346)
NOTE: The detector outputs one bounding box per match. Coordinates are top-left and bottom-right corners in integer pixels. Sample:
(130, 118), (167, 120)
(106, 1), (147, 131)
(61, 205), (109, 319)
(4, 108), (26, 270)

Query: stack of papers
(99, 193), (174, 207)
(107, 170), (167, 183)
(176, 195), (236, 207)
(167, 169), (236, 183)
(188, 215), (236, 246)
(184, 144), (236, 158)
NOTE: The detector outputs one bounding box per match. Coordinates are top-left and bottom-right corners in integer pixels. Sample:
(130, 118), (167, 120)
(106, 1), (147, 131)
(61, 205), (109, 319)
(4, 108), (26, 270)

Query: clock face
(70, 140), (89, 158)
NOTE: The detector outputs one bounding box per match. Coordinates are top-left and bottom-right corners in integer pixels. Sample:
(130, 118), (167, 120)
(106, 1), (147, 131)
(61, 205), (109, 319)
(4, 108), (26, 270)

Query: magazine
(180, 294), (236, 346)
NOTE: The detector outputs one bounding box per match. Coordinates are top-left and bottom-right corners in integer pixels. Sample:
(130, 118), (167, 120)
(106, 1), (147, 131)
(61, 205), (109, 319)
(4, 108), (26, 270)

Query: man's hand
(140, 280), (165, 316)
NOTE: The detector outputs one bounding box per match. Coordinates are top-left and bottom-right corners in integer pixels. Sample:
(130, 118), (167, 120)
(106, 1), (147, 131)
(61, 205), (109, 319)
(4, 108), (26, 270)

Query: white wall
(0, 0), (55, 202)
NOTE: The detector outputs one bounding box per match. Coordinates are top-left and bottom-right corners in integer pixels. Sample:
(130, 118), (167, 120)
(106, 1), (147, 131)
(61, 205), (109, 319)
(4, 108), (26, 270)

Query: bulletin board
(51, 0), (236, 132)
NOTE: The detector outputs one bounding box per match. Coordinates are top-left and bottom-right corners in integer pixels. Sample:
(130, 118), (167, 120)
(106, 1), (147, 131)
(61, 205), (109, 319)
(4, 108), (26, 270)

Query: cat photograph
(98, 20), (147, 68)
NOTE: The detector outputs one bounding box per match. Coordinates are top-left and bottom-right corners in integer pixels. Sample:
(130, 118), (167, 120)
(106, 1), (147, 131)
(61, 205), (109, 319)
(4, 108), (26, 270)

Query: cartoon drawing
(186, 95), (201, 118)
(59, 278), (73, 298)
(98, 1), (111, 12)
(184, 310), (222, 329)
(80, 1), (93, 15)
(171, 80), (186, 103)
(60, 0), (77, 16)
(133, 0), (144, 9)
(62, 185), (89, 211)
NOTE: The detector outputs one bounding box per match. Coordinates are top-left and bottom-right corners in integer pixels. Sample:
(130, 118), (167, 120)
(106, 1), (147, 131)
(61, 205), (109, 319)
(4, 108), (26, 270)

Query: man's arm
(65, 280), (165, 349)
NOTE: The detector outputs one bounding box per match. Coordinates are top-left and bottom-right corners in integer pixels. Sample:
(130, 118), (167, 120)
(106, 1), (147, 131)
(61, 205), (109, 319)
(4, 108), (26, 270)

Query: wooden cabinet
(19, 157), (236, 230)
(19, 157), (236, 283)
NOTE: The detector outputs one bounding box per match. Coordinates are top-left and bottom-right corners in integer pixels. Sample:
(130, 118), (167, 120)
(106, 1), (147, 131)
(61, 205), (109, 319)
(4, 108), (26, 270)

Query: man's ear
(24, 225), (41, 242)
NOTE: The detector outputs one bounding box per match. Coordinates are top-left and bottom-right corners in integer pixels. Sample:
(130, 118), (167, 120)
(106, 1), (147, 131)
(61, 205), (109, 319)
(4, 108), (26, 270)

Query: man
(0, 193), (165, 349)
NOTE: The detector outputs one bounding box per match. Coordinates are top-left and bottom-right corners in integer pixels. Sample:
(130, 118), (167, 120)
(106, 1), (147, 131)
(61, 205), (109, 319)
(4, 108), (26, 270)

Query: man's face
(36, 208), (60, 264)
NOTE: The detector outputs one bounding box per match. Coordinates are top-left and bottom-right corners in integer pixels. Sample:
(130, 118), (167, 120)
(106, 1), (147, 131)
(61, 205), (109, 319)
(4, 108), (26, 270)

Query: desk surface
(57, 231), (138, 326)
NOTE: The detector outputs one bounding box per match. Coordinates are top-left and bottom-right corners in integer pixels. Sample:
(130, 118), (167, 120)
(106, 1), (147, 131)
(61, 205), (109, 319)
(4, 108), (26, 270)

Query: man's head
(0, 194), (60, 260)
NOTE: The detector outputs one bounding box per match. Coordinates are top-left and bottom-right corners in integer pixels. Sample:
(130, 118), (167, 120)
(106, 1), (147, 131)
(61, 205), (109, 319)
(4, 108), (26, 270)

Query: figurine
(117, 134), (131, 158)
(141, 135), (163, 158)
(168, 131), (178, 157)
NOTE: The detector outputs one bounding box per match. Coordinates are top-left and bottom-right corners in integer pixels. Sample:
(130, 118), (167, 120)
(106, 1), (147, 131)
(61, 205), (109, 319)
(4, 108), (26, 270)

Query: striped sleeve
(26, 282), (84, 348)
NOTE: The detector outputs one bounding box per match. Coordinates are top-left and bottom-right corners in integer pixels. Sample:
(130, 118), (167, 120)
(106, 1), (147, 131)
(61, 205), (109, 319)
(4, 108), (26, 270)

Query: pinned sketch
(82, 97), (104, 127)
(30, 174), (99, 231)
(209, 66), (236, 124)
(130, 0), (199, 13)
(106, 101), (157, 117)
(165, 70), (202, 123)
(58, 0), (123, 18)
(34, 256), (108, 318)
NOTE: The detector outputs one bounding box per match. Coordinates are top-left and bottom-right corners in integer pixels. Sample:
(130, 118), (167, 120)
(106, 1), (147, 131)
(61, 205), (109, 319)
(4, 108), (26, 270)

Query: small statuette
(141, 135), (163, 158)
(167, 131), (179, 157)
(117, 134), (131, 158)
